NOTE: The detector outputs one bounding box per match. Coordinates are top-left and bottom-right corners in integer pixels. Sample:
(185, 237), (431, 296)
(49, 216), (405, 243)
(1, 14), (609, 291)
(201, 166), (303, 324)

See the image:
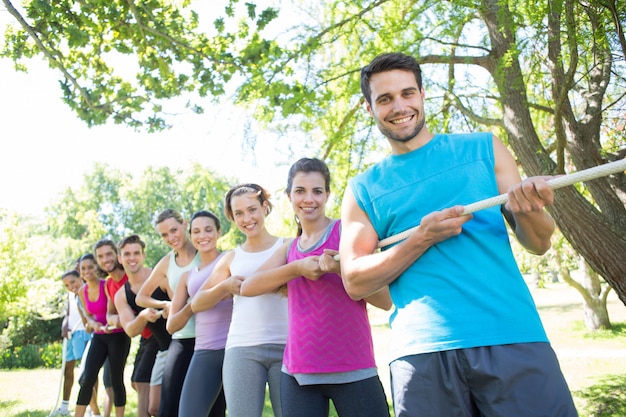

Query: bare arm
(239, 240), (302, 296)
(190, 251), (237, 313)
(339, 186), (471, 300)
(167, 272), (193, 334)
(115, 289), (154, 338)
(492, 137), (555, 254)
(319, 247), (392, 310)
(136, 256), (172, 312)
(79, 284), (105, 333)
(363, 287), (393, 311)
(105, 284), (121, 328)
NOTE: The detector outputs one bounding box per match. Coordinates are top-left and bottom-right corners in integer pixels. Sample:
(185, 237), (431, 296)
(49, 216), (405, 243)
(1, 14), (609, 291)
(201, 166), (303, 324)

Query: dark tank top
(124, 282), (172, 351)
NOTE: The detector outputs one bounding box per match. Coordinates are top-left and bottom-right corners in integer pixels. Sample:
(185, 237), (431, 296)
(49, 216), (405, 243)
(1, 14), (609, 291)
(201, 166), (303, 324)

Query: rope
(376, 158), (626, 249)
(48, 319), (83, 417)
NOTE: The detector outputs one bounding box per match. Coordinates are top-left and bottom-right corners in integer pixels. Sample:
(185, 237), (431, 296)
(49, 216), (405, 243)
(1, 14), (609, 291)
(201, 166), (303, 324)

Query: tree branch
(2, 0), (99, 108)
(444, 92), (504, 127)
(419, 53), (495, 73)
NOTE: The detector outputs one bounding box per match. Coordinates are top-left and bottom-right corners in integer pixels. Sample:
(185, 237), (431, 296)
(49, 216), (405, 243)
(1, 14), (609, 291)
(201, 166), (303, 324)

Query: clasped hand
(299, 249), (339, 281)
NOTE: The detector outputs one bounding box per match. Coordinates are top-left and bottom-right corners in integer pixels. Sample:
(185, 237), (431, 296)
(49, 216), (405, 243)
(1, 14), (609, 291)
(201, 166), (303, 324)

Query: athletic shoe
(52, 408), (70, 416)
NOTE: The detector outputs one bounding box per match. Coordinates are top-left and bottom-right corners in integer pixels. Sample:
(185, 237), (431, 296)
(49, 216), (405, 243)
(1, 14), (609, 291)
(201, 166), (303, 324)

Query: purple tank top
(187, 253), (232, 350)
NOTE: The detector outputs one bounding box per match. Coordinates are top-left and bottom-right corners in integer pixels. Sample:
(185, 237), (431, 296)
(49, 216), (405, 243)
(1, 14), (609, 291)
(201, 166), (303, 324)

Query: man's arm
(339, 187), (470, 301)
(492, 137), (555, 254)
(115, 289), (150, 338)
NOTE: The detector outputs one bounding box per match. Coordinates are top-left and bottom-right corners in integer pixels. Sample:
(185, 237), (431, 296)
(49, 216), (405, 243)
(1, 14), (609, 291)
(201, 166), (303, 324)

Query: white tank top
(68, 292), (85, 332)
(225, 238), (289, 349)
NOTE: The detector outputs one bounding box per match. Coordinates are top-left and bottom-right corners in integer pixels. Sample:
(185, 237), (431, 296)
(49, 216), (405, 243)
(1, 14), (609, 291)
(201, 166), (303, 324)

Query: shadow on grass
(536, 302), (580, 314)
(576, 322), (626, 340)
(575, 374), (626, 417)
(0, 400), (49, 417)
(12, 412), (49, 417)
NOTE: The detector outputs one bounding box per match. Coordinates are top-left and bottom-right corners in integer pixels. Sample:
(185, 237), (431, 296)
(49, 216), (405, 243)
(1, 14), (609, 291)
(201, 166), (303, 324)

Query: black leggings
(158, 337), (195, 417)
(77, 332), (130, 406)
(280, 373), (390, 417)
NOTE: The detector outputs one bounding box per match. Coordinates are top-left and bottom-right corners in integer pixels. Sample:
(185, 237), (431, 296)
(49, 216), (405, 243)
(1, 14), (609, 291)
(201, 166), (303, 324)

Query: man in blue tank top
(339, 52), (578, 416)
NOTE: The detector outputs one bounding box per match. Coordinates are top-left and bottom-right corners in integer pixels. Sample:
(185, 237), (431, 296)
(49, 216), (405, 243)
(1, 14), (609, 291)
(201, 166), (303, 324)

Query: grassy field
(1, 281), (625, 416)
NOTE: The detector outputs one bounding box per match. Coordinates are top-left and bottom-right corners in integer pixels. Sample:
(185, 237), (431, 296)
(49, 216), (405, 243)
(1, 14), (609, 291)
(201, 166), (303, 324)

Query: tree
(232, 0), (626, 305)
(3, 1), (625, 303)
(45, 162), (240, 266)
(0, 0), (278, 130)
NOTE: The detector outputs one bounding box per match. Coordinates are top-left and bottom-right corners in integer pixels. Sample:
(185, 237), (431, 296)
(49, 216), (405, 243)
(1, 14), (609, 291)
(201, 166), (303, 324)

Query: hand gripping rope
(373, 158), (626, 249)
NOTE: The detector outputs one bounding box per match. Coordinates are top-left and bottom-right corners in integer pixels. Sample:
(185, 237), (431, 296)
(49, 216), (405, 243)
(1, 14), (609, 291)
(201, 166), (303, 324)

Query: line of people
(57, 50), (578, 417)
(58, 157), (392, 417)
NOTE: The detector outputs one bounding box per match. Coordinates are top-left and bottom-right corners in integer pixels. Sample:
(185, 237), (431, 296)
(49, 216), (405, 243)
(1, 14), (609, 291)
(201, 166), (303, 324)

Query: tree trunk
(560, 261), (612, 330)
(580, 260), (612, 330)
(480, 0), (626, 306)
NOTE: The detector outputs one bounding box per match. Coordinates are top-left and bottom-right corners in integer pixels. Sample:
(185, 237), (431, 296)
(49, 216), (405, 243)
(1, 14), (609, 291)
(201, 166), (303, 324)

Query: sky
(0, 5), (297, 217)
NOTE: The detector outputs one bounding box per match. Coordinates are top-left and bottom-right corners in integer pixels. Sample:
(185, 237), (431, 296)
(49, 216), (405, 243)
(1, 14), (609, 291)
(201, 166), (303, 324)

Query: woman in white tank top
(192, 184), (288, 417)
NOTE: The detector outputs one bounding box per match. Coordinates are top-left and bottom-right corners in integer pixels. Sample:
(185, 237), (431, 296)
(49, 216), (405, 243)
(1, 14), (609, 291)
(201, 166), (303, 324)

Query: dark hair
(61, 270), (80, 280)
(118, 234), (146, 251)
(224, 183), (273, 221)
(286, 158), (332, 236)
(190, 210), (221, 232)
(78, 253), (105, 278)
(79, 253), (96, 263)
(155, 208), (184, 226)
(93, 239), (118, 256)
(360, 52), (423, 105)
(286, 158), (331, 194)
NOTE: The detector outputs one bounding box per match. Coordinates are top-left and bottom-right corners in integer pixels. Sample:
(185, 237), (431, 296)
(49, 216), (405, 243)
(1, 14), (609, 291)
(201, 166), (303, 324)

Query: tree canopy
(2, 0), (625, 303)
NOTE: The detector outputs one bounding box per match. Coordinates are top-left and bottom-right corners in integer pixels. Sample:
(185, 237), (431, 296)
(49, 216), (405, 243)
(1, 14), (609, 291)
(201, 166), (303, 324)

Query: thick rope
(376, 158), (626, 249)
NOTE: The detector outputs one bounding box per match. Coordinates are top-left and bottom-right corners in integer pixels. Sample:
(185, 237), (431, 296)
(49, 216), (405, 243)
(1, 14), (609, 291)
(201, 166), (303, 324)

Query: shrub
(0, 308), (63, 369)
(0, 342), (61, 369)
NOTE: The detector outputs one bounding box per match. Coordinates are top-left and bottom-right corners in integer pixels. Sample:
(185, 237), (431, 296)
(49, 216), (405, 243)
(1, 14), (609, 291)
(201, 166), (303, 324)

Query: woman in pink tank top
(75, 253), (131, 417)
(241, 158), (392, 417)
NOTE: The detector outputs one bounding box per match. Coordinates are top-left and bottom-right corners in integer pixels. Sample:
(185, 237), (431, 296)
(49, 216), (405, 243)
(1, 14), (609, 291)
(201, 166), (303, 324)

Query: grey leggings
(179, 349), (226, 417)
(222, 344), (285, 417)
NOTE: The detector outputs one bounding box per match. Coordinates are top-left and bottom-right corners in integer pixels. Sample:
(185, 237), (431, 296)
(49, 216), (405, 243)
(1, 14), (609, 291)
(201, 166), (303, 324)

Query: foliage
(0, 163), (245, 368)
(0, 341), (61, 369)
(44, 162), (240, 266)
(1, 311), (62, 348)
(0, 211), (69, 325)
(2, 1), (625, 300)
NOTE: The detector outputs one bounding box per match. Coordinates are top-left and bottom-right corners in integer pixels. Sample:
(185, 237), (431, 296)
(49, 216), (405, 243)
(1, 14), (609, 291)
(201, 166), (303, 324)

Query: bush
(0, 308), (63, 369)
(0, 342), (61, 369)
(2, 312), (63, 347)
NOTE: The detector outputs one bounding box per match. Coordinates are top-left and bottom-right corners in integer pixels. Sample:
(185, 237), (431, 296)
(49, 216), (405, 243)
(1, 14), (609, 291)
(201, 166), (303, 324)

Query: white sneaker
(52, 408), (70, 416)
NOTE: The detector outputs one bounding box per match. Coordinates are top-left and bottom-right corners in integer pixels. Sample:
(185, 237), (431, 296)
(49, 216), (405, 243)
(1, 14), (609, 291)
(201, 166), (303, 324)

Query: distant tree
(44, 163), (240, 266)
(0, 211), (31, 325)
(0, 210), (75, 354)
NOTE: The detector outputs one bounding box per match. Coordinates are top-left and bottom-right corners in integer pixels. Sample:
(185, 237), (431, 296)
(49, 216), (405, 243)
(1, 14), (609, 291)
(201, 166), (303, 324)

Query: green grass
(0, 282), (624, 416)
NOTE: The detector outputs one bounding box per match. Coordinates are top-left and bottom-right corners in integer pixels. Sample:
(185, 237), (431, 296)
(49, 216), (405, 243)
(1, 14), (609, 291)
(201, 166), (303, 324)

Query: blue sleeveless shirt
(350, 133), (548, 361)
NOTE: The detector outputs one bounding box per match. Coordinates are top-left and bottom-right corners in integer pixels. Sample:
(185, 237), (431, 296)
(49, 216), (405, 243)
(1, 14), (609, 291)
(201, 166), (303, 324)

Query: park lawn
(1, 282), (625, 416)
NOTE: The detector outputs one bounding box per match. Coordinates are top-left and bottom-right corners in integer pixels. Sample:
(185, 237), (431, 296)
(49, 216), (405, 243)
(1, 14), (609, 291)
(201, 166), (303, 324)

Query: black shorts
(390, 343), (578, 417)
(131, 336), (159, 383)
